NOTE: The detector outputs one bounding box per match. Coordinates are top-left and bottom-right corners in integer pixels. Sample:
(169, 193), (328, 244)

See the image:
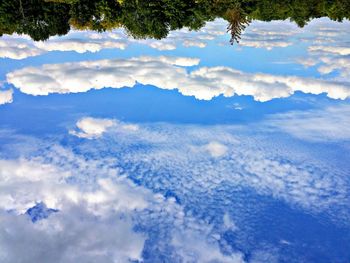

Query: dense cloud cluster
(5, 55), (350, 102)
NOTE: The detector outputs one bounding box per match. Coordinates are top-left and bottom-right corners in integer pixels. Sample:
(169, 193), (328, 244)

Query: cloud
(0, 33), (126, 60)
(69, 117), (139, 139)
(0, 141), (247, 262)
(0, 19), (226, 60)
(0, 157), (152, 262)
(172, 230), (244, 263)
(62, 119), (350, 220)
(0, 89), (13, 105)
(0, 208), (146, 263)
(265, 104), (350, 141)
(6, 56), (350, 102)
(308, 46), (350, 56)
(0, 36), (44, 59)
(34, 38), (127, 53)
(69, 117), (116, 139)
(204, 141), (228, 157)
(239, 20), (298, 50)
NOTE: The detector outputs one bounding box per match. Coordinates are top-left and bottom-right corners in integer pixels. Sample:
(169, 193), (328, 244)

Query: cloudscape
(0, 1), (350, 262)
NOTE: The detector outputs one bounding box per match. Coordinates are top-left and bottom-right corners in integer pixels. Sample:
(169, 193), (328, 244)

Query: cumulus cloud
(0, 89), (13, 105)
(34, 38), (127, 53)
(69, 117), (139, 139)
(0, 156), (155, 262)
(6, 56), (350, 102)
(0, 36), (43, 59)
(0, 33), (126, 60)
(0, 208), (145, 263)
(69, 117), (116, 139)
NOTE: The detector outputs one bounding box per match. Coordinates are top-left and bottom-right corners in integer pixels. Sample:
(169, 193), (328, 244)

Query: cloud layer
(6, 56), (350, 102)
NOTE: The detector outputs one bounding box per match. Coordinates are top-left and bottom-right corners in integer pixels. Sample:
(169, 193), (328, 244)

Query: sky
(0, 18), (350, 263)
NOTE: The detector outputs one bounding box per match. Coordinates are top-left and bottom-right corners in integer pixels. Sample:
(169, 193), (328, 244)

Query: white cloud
(205, 141), (228, 157)
(0, 36), (43, 60)
(0, 156), (152, 262)
(62, 120), (350, 221)
(69, 117), (139, 139)
(0, 19), (226, 60)
(0, 89), (13, 105)
(172, 230), (244, 263)
(34, 38), (127, 53)
(6, 56), (350, 102)
(239, 20), (298, 50)
(308, 46), (350, 56)
(0, 33), (126, 60)
(0, 158), (153, 213)
(69, 117), (116, 139)
(0, 207), (146, 263)
(0, 142), (247, 262)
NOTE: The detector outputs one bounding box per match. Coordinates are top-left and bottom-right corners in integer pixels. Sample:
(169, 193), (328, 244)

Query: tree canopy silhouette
(0, 0), (349, 41)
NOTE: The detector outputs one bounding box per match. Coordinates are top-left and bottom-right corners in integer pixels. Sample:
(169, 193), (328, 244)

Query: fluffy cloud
(34, 38), (127, 53)
(0, 89), (13, 105)
(69, 117), (139, 139)
(6, 56), (350, 102)
(0, 208), (145, 263)
(0, 36), (43, 59)
(0, 33), (126, 60)
(0, 157), (152, 262)
(69, 117), (116, 139)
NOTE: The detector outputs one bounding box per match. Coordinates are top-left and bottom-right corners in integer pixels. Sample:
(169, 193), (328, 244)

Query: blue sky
(0, 18), (350, 263)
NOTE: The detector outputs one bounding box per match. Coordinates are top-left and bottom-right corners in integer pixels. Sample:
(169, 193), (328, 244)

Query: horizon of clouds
(5, 55), (350, 103)
(0, 19), (227, 60)
(1, 18), (349, 60)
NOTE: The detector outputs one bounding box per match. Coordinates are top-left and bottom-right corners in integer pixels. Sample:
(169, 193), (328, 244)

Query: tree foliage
(0, 0), (349, 41)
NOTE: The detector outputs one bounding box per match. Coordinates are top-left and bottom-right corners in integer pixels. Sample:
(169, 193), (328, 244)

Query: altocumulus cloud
(0, 144), (246, 263)
(6, 56), (350, 102)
